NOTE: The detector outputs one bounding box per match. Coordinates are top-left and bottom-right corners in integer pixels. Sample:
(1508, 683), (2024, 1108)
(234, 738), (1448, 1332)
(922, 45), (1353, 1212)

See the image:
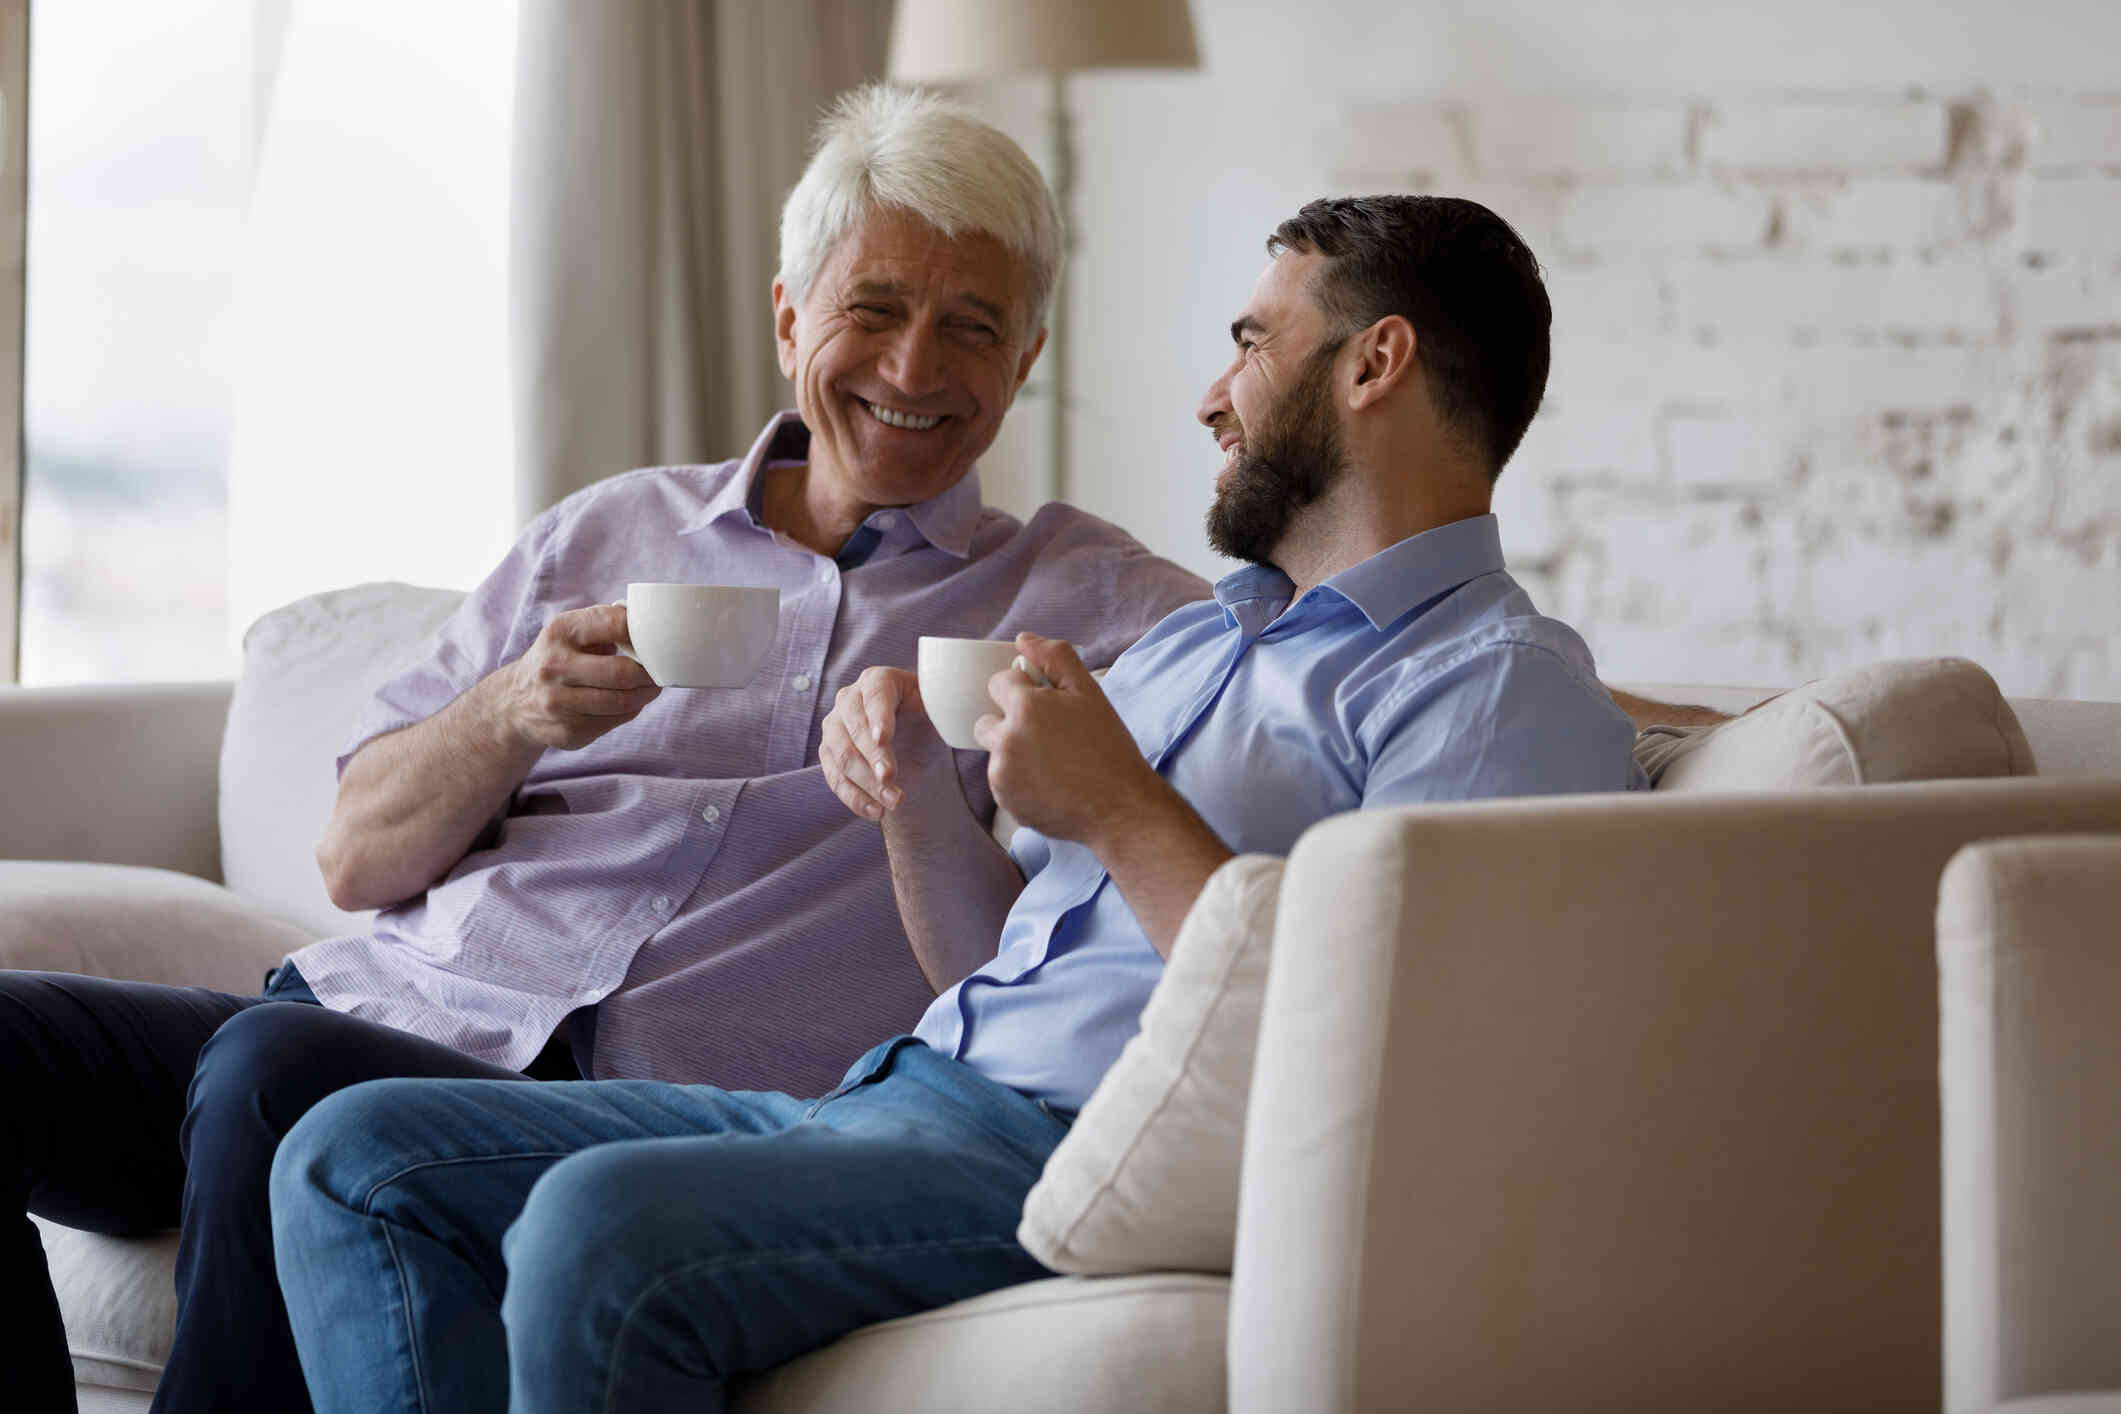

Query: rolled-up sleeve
(335, 504), (568, 776)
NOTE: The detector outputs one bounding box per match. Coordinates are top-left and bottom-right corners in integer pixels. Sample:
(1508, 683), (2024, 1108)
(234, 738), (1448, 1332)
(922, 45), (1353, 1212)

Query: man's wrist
(1081, 763), (1187, 860)
(470, 663), (538, 758)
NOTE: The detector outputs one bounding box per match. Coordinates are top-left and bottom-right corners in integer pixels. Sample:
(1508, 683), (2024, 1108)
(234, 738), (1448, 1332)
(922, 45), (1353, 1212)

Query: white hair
(778, 84), (1063, 331)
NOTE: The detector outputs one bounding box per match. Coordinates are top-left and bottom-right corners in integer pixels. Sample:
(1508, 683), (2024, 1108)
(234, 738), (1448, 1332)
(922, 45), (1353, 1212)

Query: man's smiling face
(775, 206), (1044, 514)
(1197, 249), (1351, 564)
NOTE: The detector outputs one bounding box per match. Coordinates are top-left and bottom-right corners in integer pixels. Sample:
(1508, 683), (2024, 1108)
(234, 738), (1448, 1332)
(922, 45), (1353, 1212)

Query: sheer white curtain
(227, 0), (521, 634)
(509, 0), (891, 524)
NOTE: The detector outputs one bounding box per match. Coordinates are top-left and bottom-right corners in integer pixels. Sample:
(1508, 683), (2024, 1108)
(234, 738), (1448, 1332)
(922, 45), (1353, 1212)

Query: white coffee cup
(625, 583), (780, 688)
(916, 636), (1052, 750)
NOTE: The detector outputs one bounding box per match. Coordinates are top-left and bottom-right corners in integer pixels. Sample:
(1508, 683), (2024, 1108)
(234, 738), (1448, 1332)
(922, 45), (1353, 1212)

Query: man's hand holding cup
(498, 603), (663, 750)
(975, 633), (1164, 849)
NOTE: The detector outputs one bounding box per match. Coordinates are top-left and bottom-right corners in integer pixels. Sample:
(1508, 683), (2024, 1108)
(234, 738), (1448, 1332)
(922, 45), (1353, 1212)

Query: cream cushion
(1017, 853), (1283, 1275)
(1639, 656), (2035, 790)
(732, 1273), (1227, 1413)
(218, 582), (466, 936)
(0, 861), (314, 993)
(32, 1221), (175, 1393)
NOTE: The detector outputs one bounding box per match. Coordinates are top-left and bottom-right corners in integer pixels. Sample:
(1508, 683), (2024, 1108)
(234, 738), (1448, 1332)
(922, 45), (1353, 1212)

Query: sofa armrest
(1230, 777), (2121, 1414)
(1939, 834), (2121, 1413)
(0, 681), (232, 881)
(0, 861), (316, 992)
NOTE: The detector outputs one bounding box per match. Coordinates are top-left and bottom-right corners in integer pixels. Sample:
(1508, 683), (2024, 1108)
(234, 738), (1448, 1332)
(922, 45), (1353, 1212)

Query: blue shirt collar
(1211, 513), (1506, 635)
(682, 410), (986, 560)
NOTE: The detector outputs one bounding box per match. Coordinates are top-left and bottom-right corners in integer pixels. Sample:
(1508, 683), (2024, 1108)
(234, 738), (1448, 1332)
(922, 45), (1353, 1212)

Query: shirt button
(651, 896), (672, 915)
(874, 511), (899, 530)
(792, 673), (813, 692)
(702, 804), (721, 823)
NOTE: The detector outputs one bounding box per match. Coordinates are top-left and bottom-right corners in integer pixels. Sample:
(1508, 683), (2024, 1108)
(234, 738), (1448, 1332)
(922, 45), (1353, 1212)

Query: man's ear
(1347, 315), (1417, 412)
(772, 280), (799, 380)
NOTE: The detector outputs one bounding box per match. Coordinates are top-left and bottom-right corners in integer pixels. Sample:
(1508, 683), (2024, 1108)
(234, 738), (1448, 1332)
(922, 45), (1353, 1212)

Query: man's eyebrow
(1230, 314), (1264, 344)
(844, 278), (912, 300)
(844, 279), (1011, 327)
(957, 293), (1009, 325)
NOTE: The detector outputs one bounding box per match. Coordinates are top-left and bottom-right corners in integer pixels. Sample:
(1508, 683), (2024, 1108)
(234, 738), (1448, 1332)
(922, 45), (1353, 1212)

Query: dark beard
(1204, 342), (1348, 566)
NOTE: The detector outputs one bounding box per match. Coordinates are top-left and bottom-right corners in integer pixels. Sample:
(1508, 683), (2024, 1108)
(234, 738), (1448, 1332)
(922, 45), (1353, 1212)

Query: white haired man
(0, 85), (1206, 1414)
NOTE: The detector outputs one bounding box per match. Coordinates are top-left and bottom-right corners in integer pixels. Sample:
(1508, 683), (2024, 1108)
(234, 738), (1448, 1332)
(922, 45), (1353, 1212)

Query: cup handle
(1010, 654), (1051, 689)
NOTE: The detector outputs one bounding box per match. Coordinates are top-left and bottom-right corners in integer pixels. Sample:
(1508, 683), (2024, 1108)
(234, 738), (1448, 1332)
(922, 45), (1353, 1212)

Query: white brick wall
(1700, 102), (1951, 172)
(1322, 88), (2121, 697)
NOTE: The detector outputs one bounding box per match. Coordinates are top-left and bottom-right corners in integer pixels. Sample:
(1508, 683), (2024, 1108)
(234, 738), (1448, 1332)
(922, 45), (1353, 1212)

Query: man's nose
(876, 325), (946, 400)
(1197, 367), (1233, 428)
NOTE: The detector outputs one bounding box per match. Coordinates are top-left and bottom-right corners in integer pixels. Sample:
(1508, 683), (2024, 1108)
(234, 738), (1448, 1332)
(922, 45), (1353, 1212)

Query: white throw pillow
(218, 582), (467, 937)
(1638, 656), (2036, 791)
(1019, 852), (1284, 1276)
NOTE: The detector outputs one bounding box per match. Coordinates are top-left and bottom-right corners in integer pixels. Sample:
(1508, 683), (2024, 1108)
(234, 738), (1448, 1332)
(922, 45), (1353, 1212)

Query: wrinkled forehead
(819, 206), (1040, 328)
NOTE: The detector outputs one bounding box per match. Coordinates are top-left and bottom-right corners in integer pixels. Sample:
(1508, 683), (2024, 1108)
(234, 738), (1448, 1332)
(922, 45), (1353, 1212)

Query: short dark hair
(1268, 195), (1551, 477)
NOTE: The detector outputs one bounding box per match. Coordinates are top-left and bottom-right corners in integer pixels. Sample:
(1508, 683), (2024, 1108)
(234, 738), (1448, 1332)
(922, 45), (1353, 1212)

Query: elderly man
(270, 193), (1648, 1413)
(0, 86), (1206, 1414)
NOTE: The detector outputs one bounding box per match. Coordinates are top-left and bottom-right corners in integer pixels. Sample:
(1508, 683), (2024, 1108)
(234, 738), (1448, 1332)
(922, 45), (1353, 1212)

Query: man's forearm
(1607, 687), (1731, 729)
(881, 788), (1025, 994)
(315, 671), (544, 911)
(1086, 776), (1232, 960)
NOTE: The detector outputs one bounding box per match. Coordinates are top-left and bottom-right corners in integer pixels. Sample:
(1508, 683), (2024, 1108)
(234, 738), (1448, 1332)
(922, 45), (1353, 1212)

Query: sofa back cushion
(219, 582), (467, 937)
(1638, 657), (2036, 790)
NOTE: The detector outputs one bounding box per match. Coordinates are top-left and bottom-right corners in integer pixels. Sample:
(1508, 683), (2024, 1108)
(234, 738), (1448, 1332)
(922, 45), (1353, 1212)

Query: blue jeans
(270, 1037), (1066, 1414)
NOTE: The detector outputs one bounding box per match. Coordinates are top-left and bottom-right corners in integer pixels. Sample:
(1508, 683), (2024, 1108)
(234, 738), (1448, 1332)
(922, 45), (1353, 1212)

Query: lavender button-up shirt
(288, 413), (1208, 1096)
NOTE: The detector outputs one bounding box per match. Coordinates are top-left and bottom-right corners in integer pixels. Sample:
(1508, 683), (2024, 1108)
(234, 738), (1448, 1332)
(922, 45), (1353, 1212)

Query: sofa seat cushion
(42, 1226), (1230, 1411)
(1639, 657), (2036, 789)
(0, 862), (316, 992)
(34, 1218), (175, 1393)
(731, 1272), (1228, 1413)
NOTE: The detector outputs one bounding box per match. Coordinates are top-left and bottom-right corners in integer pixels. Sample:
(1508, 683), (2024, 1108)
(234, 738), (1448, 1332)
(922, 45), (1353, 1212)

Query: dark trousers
(0, 962), (573, 1414)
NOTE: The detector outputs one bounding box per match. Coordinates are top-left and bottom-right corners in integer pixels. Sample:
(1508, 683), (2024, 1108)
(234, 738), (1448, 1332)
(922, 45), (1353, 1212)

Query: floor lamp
(887, 0), (1200, 506)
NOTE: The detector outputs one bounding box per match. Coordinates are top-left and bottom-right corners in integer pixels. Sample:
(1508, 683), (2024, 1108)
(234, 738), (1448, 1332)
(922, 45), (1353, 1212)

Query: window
(16, 0), (517, 686)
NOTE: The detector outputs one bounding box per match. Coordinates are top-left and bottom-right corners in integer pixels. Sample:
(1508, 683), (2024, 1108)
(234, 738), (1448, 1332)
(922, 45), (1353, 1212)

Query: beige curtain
(510, 0), (892, 524)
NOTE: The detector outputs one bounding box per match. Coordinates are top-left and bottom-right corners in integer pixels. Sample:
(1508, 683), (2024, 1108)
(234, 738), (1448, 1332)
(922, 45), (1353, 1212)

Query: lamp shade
(888, 0), (1199, 80)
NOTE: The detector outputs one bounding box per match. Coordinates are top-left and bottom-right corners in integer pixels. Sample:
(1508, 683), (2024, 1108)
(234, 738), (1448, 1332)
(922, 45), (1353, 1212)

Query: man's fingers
(861, 673), (902, 753)
(542, 645), (657, 691)
(549, 683), (661, 719)
(549, 602), (630, 650)
(1014, 632), (1089, 689)
(819, 726), (886, 819)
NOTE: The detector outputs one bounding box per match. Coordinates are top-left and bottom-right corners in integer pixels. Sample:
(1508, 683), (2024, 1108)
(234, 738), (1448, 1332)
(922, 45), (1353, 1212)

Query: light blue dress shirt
(912, 513), (1647, 1112)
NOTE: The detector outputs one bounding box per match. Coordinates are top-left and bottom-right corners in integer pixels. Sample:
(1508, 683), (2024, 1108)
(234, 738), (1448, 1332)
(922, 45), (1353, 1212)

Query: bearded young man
(268, 193), (1648, 1414)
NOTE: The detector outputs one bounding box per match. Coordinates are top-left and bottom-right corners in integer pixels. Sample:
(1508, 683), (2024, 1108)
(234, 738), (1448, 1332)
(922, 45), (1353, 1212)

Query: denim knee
(183, 1001), (329, 1168)
(500, 1145), (679, 1337)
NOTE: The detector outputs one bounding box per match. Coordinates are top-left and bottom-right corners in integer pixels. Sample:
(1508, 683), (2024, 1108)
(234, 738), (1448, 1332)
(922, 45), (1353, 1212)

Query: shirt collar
(1211, 513), (1506, 634)
(680, 411), (985, 560)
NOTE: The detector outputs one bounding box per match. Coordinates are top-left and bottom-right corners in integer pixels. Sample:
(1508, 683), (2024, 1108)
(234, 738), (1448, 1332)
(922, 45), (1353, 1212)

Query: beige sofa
(3, 582), (2118, 1412)
(1940, 834), (2121, 1414)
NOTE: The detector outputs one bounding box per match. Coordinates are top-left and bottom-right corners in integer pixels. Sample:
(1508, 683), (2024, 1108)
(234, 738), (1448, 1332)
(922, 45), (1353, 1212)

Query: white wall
(962, 0), (2121, 700)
